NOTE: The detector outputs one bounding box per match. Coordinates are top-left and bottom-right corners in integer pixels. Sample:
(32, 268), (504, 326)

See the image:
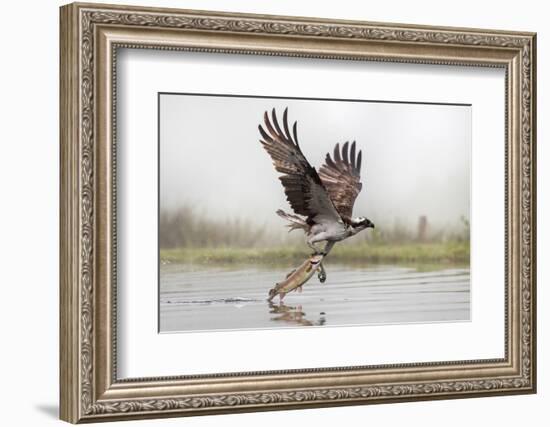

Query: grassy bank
(160, 241), (470, 266)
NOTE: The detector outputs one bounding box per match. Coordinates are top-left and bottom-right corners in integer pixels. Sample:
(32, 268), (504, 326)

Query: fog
(160, 94), (470, 233)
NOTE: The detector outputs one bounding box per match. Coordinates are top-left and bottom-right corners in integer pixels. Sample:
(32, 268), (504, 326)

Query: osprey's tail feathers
(276, 209), (308, 233)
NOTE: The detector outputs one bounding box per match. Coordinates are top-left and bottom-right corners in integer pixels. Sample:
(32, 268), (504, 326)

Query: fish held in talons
(267, 254), (325, 302)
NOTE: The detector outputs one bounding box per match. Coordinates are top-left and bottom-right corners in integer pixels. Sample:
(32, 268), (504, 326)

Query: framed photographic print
(60, 2), (537, 423)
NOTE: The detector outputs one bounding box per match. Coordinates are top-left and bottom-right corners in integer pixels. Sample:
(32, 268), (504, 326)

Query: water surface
(160, 263), (470, 333)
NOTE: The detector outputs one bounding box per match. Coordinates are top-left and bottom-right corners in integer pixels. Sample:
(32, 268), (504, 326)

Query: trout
(267, 254), (324, 302)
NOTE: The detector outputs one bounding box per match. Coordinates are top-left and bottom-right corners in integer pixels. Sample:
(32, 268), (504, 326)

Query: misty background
(159, 94), (470, 249)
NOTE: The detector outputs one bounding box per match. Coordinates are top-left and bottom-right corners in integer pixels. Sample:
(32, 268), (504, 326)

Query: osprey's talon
(317, 260), (327, 284)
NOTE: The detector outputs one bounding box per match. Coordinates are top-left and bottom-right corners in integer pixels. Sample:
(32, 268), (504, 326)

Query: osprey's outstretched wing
(259, 108), (341, 224)
(318, 141), (363, 220)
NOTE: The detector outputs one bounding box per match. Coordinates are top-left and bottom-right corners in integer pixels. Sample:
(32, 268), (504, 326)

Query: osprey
(259, 107), (375, 258)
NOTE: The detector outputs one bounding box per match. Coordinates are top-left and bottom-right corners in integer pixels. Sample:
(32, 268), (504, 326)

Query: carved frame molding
(60, 2), (536, 423)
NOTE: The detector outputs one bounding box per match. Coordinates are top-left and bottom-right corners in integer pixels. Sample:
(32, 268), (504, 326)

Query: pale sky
(160, 94), (470, 231)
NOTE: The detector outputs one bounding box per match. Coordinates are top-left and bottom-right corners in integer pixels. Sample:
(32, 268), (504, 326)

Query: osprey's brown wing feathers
(259, 108), (341, 224)
(318, 141), (363, 220)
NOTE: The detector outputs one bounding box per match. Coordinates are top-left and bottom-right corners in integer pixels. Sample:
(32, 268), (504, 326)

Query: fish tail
(267, 287), (277, 301)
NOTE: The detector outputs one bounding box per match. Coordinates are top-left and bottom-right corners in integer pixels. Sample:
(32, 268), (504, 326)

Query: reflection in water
(268, 302), (326, 326)
(160, 264), (470, 333)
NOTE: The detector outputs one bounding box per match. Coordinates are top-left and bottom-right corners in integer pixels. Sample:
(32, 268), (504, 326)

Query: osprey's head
(351, 217), (375, 231)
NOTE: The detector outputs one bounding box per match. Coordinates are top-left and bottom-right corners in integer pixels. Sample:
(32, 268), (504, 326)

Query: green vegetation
(159, 206), (470, 266)
(160, 240), (470, 266)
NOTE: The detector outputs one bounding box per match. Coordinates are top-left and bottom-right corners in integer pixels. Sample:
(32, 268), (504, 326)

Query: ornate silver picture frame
(60, 2), (536, 423)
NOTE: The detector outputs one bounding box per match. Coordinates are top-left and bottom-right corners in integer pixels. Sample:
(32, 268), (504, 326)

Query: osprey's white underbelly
(309, 221), (350, 243)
